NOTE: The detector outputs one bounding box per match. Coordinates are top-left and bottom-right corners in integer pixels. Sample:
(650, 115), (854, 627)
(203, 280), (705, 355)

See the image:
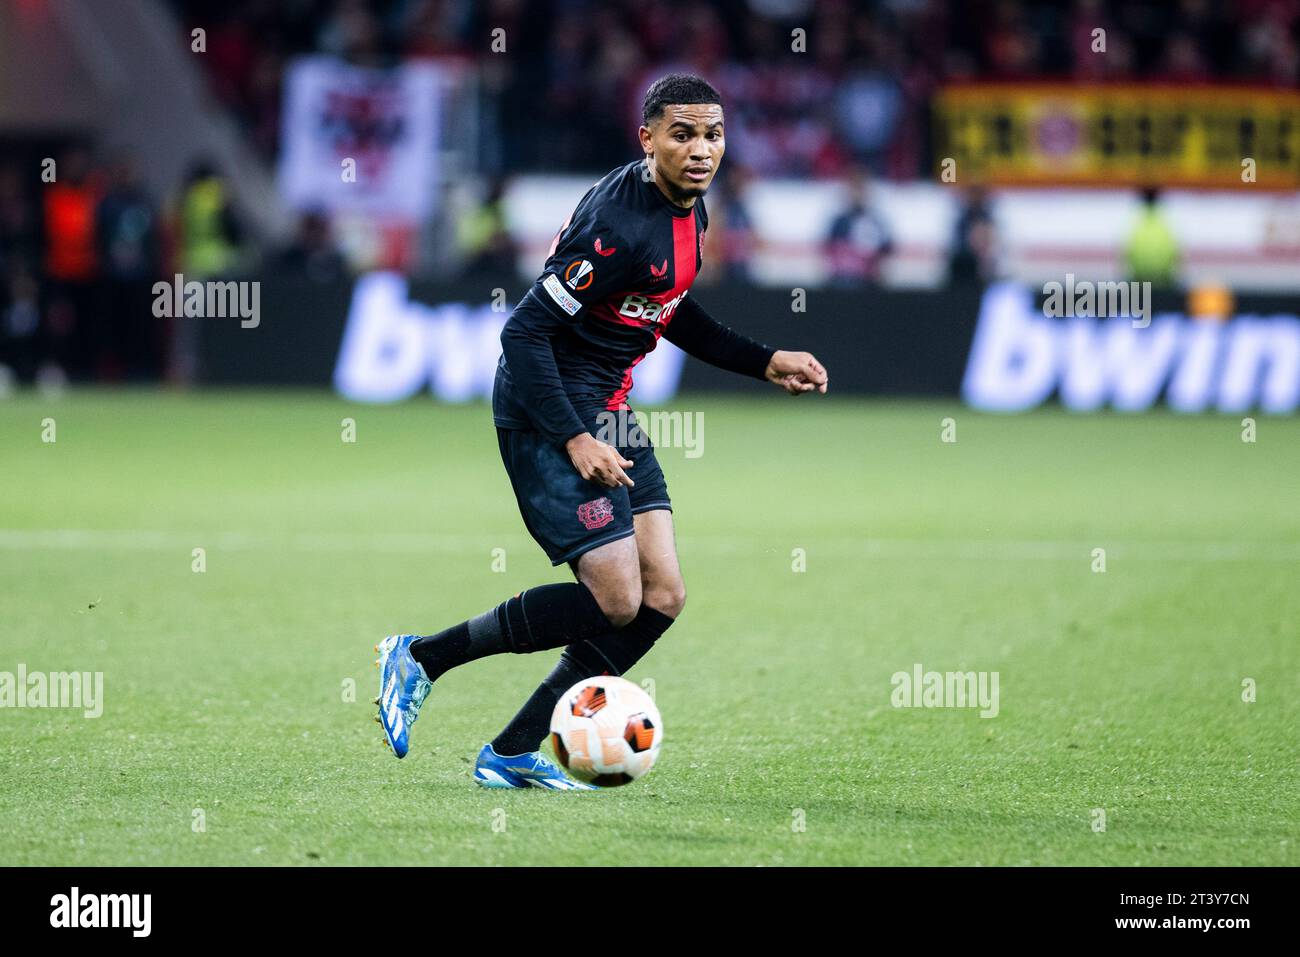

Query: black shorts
(497, 410), (672, 566)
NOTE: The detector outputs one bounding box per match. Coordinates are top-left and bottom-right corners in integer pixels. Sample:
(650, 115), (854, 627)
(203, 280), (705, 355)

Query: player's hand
(565, 432), (635, 488)
(765, 350), (828, 395)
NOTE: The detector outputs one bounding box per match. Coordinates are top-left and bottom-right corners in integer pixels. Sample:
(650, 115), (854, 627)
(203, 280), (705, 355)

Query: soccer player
(376, 74), (828, 789)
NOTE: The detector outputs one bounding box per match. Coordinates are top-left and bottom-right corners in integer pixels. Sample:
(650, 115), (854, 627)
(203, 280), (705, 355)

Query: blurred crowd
(0, 148), (346, 388)
(173, 0), (1300, 178)
(0, 149), (174, 388)
(0, 144), (1181, 389)
(1, 0), (1284, 386)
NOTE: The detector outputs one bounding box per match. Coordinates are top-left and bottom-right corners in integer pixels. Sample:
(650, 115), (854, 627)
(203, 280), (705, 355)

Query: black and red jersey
(494, 158), (774, 446)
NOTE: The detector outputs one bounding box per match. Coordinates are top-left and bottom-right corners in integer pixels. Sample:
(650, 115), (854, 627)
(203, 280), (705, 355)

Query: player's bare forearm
(764, 350), (829, 395)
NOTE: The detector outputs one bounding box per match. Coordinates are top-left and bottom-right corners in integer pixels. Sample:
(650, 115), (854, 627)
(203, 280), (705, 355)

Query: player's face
(641, 104), (725, 205)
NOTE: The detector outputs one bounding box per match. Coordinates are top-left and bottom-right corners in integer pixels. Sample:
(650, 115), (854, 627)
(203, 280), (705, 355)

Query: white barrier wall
(503, 175), (1300, 292)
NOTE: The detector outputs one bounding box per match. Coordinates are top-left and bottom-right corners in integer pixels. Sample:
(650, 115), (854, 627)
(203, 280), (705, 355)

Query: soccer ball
(549, 676), (662, 787)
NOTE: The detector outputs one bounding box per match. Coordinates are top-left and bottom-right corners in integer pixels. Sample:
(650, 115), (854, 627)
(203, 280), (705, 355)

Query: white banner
(278, 56), (441, 220)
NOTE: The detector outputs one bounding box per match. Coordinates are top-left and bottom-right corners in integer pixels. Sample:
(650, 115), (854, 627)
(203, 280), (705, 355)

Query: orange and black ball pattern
(570, 684), (607, 718)
(624, 713), (656, 753)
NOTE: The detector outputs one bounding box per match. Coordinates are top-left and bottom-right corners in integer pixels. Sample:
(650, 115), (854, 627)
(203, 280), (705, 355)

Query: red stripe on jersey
(669, 208), (698, 301)
(605, 208), (697, 410)
(606, 353), (646, 412)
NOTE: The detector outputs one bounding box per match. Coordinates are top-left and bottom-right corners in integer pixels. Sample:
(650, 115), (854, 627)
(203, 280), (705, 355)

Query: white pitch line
(0, 529), (1297, 563)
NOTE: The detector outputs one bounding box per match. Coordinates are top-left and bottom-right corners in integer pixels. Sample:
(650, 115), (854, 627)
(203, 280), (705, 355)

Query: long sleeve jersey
(493, 158), (775, 447)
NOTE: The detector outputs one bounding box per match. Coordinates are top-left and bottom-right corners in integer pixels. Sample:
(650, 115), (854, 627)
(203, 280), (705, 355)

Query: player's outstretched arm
(663, 295), (828, 395)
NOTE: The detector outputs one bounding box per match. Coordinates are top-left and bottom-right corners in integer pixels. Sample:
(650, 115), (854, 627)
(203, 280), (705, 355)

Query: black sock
(407, 610), (493, 681)
(491, 604), (676, 756)
(582, 604), (675, 675)
(490, 653), (591, 758)
(410, 581), (612, 680)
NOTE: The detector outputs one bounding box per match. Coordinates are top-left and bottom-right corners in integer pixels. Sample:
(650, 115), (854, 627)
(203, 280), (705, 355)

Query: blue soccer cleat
(374, 634), (432, 758)
(472, 743), (598, 790)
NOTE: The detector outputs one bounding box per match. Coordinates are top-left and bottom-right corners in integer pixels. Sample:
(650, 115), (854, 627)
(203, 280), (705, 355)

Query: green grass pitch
(1, 390), (1296, 866)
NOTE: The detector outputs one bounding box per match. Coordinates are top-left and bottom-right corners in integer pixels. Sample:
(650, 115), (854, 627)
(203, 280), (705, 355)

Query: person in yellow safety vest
(1126, 187), (1180, 287)
(166, 162), (246, 385)
(456, 176), (518, 277)
(178, 162), (243, 281)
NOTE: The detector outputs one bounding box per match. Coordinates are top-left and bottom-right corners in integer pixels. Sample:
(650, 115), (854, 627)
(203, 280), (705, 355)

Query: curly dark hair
(641, 73), (723, 126)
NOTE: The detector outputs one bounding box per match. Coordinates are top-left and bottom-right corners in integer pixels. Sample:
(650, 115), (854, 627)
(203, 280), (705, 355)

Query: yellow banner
(934, 83), (1300, 189)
